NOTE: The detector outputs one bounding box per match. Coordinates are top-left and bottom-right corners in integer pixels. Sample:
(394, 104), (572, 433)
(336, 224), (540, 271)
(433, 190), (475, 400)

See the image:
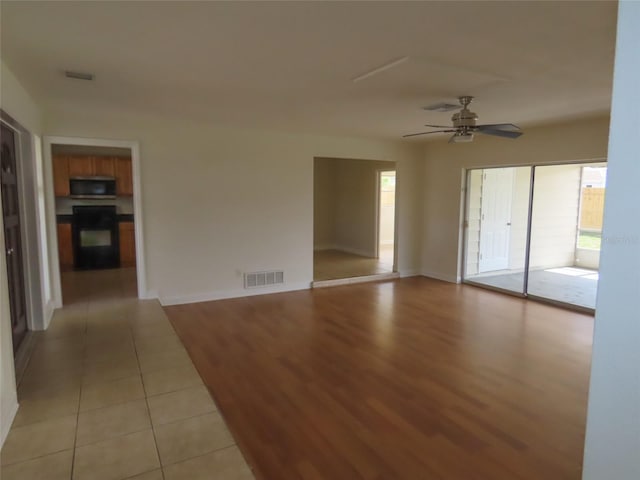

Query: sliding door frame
(461, 158), (606, 313)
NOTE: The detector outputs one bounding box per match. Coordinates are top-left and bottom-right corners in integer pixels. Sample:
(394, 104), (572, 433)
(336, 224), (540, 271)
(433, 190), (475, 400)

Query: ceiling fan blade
(424, 124), (454, 129)
(476, 123), (522, 132)
(476, 127), (523, 139)
(402, 130), (455, 138)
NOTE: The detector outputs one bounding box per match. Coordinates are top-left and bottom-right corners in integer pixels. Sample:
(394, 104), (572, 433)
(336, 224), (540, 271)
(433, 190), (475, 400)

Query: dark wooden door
(1, 122), (28, 353)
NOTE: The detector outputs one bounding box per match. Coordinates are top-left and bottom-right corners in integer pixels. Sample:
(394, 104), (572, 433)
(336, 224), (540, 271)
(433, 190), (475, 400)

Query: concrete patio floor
(467, 267), (598, 309)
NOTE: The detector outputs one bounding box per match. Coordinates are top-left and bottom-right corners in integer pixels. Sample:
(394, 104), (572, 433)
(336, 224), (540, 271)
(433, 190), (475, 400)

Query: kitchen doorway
(44, 137), (147, 307)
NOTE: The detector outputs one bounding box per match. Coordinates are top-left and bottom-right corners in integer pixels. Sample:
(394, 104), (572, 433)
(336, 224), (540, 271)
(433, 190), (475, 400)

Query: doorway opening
(45, 139), (145, 306)
(377, 170), (396, 269)
(462, 161), (606, 311)
(313, 157), (397, 283)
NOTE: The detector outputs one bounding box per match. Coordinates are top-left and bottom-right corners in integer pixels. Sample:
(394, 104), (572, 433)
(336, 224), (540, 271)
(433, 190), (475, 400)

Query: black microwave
(69, 177), (117, 199)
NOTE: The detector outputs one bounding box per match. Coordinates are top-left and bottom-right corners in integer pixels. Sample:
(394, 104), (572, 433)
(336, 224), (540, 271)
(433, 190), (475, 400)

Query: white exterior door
(478, 168), (513, 273)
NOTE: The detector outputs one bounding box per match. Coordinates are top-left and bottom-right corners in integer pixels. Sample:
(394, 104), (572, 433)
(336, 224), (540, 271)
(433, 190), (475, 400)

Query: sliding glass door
(463, 166), (531, 295)
(462, 162), (606, 311)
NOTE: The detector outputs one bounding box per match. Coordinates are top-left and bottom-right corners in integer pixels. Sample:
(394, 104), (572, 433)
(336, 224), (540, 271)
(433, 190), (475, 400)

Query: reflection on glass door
(527, 164), (605, 309)
(463, 166), (531, 295)
(462, 162), (606, 311)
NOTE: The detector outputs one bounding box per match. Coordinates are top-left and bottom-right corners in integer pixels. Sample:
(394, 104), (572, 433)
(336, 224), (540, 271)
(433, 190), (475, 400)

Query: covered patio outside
(464, 163), (606, 310)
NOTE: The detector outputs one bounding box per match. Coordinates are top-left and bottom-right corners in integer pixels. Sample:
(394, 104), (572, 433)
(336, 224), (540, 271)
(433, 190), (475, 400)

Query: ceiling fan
(403, 96), (523, 143)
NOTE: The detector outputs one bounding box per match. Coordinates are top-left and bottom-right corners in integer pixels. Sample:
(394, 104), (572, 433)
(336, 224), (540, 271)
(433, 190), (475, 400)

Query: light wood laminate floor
(166, 277), (594, 480)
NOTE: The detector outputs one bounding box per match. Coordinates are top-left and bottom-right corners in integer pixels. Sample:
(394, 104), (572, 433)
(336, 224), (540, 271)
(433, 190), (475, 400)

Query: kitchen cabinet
(93, 156), (115, 177)
(57, 223), (74, 271)
(68, 156), (95, 177)
(114, 157), (133, 196)
(52, 155), (132, 197)
(52, 155), (70, 196)
(119, 221), (136, 267)
(68, 155), (115, 177)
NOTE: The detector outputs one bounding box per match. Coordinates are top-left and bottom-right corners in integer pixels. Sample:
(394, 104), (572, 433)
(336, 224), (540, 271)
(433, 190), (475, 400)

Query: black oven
(69, 176), (116, 199)
(72, 205), (120, 270)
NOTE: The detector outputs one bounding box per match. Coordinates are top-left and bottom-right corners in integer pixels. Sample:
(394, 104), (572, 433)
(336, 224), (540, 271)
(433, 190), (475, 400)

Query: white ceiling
(1, 1), (617, 140)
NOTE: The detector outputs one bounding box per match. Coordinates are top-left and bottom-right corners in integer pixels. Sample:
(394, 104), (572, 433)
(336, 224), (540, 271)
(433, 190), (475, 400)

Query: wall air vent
(244, 270), (284, 289)
(64, 70), (95, 81)
(422, 102), (459, 112)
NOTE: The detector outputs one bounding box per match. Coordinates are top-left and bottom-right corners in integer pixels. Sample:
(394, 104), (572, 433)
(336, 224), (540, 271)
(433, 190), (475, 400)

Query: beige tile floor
(1, 268), (254, 480)
(313, 245), (394, 281)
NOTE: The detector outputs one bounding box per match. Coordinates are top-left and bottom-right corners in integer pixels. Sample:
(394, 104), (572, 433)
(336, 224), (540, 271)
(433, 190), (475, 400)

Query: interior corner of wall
(140, 289), (159, 301)
(399, 269), (419, 278)
(421, 269), (459, 284)
(42, 299), (56, 329)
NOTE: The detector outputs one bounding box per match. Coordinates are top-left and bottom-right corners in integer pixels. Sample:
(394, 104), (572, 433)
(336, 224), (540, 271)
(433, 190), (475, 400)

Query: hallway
(0, 269), (254, 480)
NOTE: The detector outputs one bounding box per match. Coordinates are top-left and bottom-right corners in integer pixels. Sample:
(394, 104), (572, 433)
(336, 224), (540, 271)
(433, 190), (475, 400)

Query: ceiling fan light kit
(404, 95), (523, 143)
(449, 132), (474, 143)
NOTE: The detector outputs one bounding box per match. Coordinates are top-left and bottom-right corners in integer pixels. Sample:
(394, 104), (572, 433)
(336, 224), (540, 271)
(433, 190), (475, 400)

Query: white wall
(0, 61), (42, 134)
(422, 115), (610, 282)
(313, 158), (336, 249)
(582, 1), (640, 478)
(575, 247), (600, 270)
(44, 104), (423, 304)
(509, 165), (582, 271)
(0, 60), (44, 446)
(529, 165), (581, 269)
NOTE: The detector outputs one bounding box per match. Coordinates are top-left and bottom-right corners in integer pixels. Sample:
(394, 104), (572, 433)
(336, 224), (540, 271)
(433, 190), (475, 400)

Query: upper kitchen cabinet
(52, 155), (70, 196)
(53, 155), (133, 197)
(115, 157), (133, 196)
(67, 155), (116, 177)
(93, 156), (115, 177)
(67, 156), (94, 177)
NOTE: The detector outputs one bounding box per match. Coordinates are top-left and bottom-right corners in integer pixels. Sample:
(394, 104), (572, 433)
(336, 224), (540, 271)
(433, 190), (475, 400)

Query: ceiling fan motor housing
(452, 111), (478, 130)
(451, 95), (477, 132)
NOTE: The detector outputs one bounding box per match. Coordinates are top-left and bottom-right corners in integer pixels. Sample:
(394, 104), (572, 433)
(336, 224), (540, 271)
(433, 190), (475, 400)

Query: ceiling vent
(422, 102), (459, 112)
(64, 70), (94, 81)
(244, 270), (284, 289)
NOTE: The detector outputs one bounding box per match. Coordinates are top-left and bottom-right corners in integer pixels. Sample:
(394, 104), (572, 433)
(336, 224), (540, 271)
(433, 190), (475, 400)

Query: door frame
(460, 159), (607, 313)
(1, 120), (29, 350)
(0, 112), (47, 333)
(43, 136), (150, 310)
